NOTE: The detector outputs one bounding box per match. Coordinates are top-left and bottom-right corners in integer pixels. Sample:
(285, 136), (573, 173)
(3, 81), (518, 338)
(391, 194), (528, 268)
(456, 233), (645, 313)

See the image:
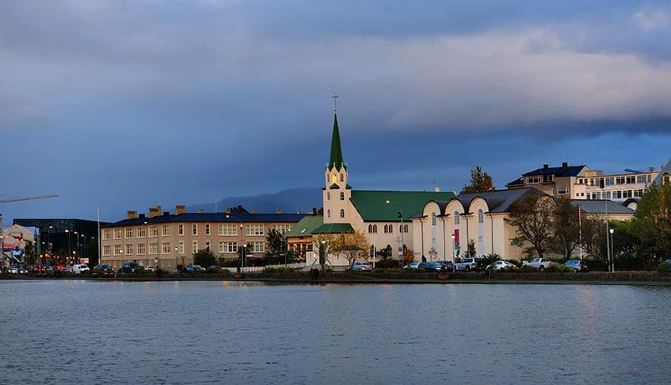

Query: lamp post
(605, 221), (611, 273)
(386, 200), (404, 268)
(175, 246), (179, 275)
(65, 229), (71, 265)
(451, 233), (455, 264)
(612, 229), (616, 272)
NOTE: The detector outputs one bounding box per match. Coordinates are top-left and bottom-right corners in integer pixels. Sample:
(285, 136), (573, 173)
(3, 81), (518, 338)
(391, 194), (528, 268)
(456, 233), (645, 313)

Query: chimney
(139, 213), (146, 219)
(543, 164), (549, 169)
(252, 208), (257, 214)
(148, 207), (160, 218)
(561, 162), (568, 169)
(276, 208), (282, 214)
(175, 205), (187, 215)
(127, 210), (138, 219)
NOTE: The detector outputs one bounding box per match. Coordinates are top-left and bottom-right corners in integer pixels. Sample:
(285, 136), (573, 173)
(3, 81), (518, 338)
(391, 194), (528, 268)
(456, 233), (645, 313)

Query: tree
(551, 197), (581, 260)
(509, 195), (555, 258)
(580, 216), (607, 259)
(461, 166), (495, 194)
(465, 239), (476, 258)
(313, 234), (338, 271)
(332, 231), (370, 269)
(193, 249), (216, 267)
(265, 229), (287, 259)
(632, 183), (671, 260)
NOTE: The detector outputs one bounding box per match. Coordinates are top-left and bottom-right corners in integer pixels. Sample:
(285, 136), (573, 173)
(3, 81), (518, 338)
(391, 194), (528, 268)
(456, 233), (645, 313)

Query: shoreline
(3, 271), (671, 286)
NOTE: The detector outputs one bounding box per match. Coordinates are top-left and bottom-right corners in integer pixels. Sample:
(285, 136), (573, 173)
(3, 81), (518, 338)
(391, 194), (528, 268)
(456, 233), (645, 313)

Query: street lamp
(609, 228), (615, 272)
(385, 200), (404, 268)
(451, 233), (455, 264)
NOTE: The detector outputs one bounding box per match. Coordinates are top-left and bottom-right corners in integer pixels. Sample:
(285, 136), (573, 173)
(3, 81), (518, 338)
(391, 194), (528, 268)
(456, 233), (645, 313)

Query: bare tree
(508, 195), (555, 258)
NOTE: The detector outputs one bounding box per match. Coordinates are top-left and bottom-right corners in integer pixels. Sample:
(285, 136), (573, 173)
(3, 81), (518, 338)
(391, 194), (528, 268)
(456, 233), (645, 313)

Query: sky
(1, 0), (671, 223)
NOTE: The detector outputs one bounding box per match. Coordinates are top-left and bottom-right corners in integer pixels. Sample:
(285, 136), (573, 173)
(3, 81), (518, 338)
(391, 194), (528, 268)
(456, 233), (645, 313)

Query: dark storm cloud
(0, 0), (670, 222)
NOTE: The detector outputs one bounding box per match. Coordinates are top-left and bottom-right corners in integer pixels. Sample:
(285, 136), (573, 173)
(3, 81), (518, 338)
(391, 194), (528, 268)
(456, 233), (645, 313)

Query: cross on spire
(332, 93), (338, 113)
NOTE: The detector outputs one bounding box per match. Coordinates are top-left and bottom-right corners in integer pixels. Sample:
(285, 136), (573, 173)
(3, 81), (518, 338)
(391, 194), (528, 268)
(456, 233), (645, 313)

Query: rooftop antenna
(332, 93), (338, 113)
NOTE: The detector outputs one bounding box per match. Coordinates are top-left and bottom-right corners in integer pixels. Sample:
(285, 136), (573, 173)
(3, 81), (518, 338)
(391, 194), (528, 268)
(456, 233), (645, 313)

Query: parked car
(206, 265), (223, 273)
(185, 264), (205, 273)
(564, 259), (589, 272)
(522, 258), (556, 271)
(118, 262), (143, 274)
(143, 266), (156, 272)
(352, 261), (373, 272)
(94, 264), (115, 275)
(403, 262), (421, 270)
(486, 260), (517, 271)
(454, 258), (484, 271)
(418, 261), (436, 271)
(433, 260), (455, 272)
(72, 264), (90, 274)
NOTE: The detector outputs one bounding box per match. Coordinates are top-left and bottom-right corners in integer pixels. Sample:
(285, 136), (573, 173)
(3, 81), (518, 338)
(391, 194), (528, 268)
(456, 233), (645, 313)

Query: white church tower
(323, 111), (351, 224)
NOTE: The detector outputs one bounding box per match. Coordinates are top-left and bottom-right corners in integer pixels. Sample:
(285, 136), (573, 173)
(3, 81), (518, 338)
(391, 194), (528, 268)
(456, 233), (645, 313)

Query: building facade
(100, 205), (306, 270)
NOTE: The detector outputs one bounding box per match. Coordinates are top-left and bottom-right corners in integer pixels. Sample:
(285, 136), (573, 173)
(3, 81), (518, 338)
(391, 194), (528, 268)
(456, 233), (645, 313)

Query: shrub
(657, 262), (671, 273)
(263, 267), (295, 274)
(375, 258), (402, 269)
(520, 265), (536, 272)
(555, 264), (575, 273)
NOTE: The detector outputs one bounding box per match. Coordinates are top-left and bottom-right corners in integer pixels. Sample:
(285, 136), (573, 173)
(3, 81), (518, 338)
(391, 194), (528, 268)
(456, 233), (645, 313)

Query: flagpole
(97, 206), (101, 267)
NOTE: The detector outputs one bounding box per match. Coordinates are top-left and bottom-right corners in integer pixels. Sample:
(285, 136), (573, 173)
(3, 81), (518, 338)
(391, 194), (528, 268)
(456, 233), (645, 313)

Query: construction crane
(0, 193), (59, 204)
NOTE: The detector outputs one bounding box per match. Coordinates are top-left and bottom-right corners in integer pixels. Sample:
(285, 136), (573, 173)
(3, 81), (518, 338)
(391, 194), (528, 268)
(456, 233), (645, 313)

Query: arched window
(431, 213), (437, 226)
(327, 209), (331, 218)
(454, 211), (460, 225)
(373, 224), (378, 233)
(478, 209), (484, 224)
(327, 192), (330, 200)
(403, 224), (409, 233)
(388, 224), (393, 233)
(339, 192), (344, 200)
(368, 224), (373, 233)
(399, 224), (403, 233)
(340, 173), (344, 182)
(339, 209), (345, 218)
(383, 224), (388, 233)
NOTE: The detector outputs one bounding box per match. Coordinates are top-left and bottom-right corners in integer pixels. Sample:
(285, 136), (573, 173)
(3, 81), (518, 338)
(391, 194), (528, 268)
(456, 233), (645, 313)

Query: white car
(487, 260), (517, 271)
(403, 261), (421, 270)
(72, 264), (91, 274)
(143, 266), (156, 272)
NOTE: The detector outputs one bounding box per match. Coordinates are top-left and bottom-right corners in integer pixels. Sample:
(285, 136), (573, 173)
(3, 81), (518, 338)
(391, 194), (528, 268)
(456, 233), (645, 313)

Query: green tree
(509, 195), (555, 258)
(313, 234), (338, 271)
(265, 229), (287, 258)
(332, 231), (370, 269)
(580, 216), (607, 259)
(461, 166), (495, 194)
(632, 183), (671, 260)
(465, 239), (476, 258)
(193, 249), (216, 267)
(551, 197), (581, 260)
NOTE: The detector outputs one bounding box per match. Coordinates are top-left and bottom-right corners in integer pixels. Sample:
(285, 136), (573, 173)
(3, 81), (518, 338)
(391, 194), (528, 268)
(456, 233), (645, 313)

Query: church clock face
(331, 174), (338, 183)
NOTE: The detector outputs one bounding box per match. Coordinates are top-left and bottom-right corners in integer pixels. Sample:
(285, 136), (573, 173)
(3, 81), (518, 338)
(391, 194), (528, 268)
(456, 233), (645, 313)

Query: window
(273, 224), (291, 233)
(246, 224), (265, 236)
(192, 224), (198, 235)
(125, 228), (133, 238)
(251, 241), (265, 253)
(327, 209), (331, 218)
(219, 224), (239, 236)
(431, 213), (437, 226)
(372, 224), (377, 233)
(149, 243), (158, 254)
(454, 211), (460, 225)
(616, 177), (625, 185)
(113, 229), (122, 239)
(192, 241), (198, 253)
(137, 243), (146, 255)
(125, 244), (134, 255)
(178, 224), (184, 236)
(593, 192), (601, 200)
(204, 224), (210, 235)
(103, 229), (112, 240)
(178, 241), (184, 254)
(623, 190), (632, 199)
(339, 209), (345, 218)
(160, 242), (170, 254)
(388, 224), (393, 233)
(403, 224), (409, 233)
(205, 241), (210, 251)
(613, 191), (622, 199)
(604, 191), (611, 199)
(103, 245), (111, 256)
(162, 224), (170, 236)
(527, 176), (541, 184)
(368, 224), (373, 233)
(114, 244), (123, 255)
(340, 192), (345, 200)
(137, 226), (146, 238)
(626, 176), (636, 184)
(340, 173), (344, 182)
(221, 242), (238, 253)
(149, 226), (158, 237)
(478, 209), (484, 224)
(327, 192), (330, 200)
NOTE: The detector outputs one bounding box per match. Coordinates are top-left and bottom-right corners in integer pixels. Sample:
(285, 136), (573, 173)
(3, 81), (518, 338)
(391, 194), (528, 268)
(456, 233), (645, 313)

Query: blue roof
(102, 212), (307, 228)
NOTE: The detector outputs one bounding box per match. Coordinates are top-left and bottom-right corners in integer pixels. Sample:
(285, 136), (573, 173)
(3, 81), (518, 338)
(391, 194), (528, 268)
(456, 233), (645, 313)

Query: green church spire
(328, 112), (344, 170)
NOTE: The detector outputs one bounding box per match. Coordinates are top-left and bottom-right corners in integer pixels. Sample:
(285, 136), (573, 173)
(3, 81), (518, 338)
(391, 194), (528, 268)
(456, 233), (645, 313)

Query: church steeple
(328, 113), (344, 171)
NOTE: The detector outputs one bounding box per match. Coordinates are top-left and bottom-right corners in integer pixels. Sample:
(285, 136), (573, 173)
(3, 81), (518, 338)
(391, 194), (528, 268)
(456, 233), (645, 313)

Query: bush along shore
(4, 268), (671, 285)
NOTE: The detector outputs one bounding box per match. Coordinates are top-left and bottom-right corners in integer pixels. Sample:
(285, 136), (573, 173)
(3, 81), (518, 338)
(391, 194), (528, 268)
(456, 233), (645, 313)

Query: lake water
(1, 281), (670, 385)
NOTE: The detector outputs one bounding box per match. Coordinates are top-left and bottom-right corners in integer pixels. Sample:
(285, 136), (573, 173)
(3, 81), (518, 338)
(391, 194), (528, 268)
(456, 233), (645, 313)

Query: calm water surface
(1, 281), (670, 385)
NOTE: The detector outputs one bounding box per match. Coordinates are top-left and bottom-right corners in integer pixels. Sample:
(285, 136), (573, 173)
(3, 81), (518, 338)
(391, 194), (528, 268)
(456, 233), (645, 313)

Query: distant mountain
(189, 188), (322, 214)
